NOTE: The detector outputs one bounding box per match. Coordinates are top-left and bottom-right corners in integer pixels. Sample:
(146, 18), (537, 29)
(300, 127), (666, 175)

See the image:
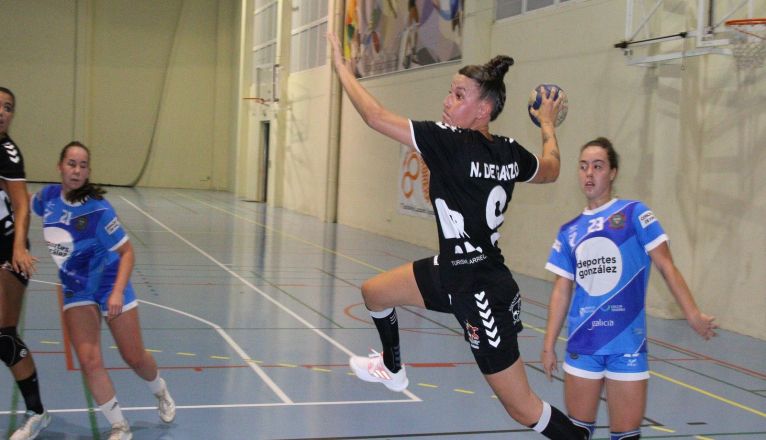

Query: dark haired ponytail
(458, 55), (515, 121)
(581, 137), (620, 170)
(486, 55), (514, 80)
(59, 141), (107, 203)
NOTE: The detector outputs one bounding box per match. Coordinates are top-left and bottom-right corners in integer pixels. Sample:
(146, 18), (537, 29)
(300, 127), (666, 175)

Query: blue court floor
(1, 187), (764, 439)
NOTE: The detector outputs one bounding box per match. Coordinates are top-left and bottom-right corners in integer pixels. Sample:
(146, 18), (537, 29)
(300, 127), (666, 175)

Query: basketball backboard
(616, 0), (760, 66)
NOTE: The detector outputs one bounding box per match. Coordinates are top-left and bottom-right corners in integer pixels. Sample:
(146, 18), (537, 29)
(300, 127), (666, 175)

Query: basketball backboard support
(616, 0), (758, 66)
(253, 63), (279, 104)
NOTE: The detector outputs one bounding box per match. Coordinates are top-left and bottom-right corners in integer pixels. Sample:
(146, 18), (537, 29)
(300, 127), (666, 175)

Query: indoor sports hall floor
(2, 187), (764, 440)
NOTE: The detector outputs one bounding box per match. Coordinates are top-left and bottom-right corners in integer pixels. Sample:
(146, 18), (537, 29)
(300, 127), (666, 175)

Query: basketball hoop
(725, 18), (766, 69)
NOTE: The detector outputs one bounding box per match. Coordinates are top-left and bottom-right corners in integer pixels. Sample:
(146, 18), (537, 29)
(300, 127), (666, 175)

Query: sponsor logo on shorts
(105, 217), (121, 235)
(465, 320), (480, 349)
(638, 210), (657, 228)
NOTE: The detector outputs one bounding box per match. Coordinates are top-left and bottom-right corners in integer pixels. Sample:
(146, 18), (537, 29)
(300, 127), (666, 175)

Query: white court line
(0, 398), (417, 416)
(120, 196), (422, 402)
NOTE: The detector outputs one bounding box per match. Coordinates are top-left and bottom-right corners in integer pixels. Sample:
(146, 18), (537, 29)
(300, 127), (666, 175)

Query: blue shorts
(563, 352), (649, 381)
(62, 282), (138, 316)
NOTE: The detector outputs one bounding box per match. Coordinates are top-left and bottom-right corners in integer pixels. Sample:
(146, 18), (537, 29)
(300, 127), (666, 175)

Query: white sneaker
(349, 349), (409, 392)
(108, 420), (132, 440)
(154, 378), (176, 423)
(10, 410), (51, 440)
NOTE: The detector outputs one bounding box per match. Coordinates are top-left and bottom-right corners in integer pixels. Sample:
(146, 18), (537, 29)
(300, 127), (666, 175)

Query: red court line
(521, 295), (766, 381)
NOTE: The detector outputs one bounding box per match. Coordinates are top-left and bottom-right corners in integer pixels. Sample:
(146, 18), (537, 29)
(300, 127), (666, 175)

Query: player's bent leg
(66, 305), (117, 404)
(108, 308), (158, 381)
(350, 262), (424, 391)
(605, 377), (647, 434)
(484, 358), (583, 439)
(360, 263), (425, 310)
(563, 373), (603, 427)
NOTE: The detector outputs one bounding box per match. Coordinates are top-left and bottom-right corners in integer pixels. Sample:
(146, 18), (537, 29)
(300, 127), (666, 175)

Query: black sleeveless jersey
(410, 120), (538, 293)
(0, 134), (26, 239)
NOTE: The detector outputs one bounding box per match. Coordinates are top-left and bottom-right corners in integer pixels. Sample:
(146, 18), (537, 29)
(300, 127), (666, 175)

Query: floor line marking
(170, 191), (388, 273)
(0, 398), (418, 416)
(138, 298), (292, 405)
(649, 370), (766, 419)
(121, 196), (421, 403)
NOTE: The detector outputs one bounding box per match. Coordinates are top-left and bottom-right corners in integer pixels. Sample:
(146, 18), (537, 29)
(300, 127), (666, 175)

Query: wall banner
(344, 0), (463, 78)
(398, 145), (433, 218)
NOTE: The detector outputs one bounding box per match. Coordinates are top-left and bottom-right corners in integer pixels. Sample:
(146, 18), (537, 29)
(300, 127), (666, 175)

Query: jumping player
(0, 86), (49, 440)
(32, 142), (176, 440)
(328, 32), (584, 439)
(541, 137), (717, 440)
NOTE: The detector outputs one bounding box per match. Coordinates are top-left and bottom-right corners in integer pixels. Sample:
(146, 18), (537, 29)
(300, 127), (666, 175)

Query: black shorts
(413, 256), (523, 374)
(0, 237), (30, 287)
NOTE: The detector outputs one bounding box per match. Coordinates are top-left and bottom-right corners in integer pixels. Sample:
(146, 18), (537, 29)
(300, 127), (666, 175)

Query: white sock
(146, 372), (165, 395)
(369, 308), (394, 319)
(532, 401), (552, 433)
(99, 396), (125, 425)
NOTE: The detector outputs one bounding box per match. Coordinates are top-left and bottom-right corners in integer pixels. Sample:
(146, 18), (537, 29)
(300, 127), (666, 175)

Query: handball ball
(528, 84), (568, 127)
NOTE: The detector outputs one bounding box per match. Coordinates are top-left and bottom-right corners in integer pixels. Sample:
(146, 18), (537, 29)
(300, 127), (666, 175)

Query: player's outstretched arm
(327, 32), (413, 148)
(542, 275), (573, 380)
(528, 88), (564, 184)
(649, 242), (717, 340)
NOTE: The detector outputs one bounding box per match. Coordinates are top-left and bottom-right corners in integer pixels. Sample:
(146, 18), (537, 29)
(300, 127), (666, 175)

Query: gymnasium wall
(331, 1), (766, 340)
(0, 0), (239, 190)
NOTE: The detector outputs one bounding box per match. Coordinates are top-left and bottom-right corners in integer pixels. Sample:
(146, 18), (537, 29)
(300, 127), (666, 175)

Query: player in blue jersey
(328, 33), (585, 439)
(541, 137), (717, 440)
(32, 142), (176, 440)
(0, 87), (50, 440)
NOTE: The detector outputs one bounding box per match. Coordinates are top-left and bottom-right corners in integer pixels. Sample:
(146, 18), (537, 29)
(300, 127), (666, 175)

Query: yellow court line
(145, 349), (162, 353)
(694, 436), (715, 440)
(311, 367), (332, 373)
(176, 352), (196, 357)
(173, 192), (388, 273)
(453, 389), (474, 394)
(649, 425), (675, 433)
(417, 383), (438, 388)
(650, 370), (766, 419)
(40, 340), (60, 345)
(210, 355), (230, 360)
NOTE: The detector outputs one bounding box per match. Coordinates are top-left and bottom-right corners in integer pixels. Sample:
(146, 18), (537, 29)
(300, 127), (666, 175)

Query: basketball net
(725, 19), (766, 69)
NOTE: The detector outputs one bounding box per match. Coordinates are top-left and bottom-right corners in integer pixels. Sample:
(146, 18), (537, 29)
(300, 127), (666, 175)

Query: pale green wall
(1, 0), (239, 189)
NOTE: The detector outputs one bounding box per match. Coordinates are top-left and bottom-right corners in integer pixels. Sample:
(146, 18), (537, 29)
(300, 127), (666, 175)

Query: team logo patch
(64, 289), (74, 299)
(105, 217), (121, 235)
(608, 212), (626, 229)
(638, 210), (657, 229)
(75, 216), (88, 231)
(465, 320), (480, 349)
(552, 239), (562, 253)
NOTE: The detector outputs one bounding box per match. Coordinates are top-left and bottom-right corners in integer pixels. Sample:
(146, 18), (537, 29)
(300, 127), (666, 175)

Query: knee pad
(0, 327), (29, 367)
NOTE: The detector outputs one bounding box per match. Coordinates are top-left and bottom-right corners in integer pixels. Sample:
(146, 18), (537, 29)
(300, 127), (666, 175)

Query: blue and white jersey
(32, 184), (129, 298)
(545, 199), (668, 355)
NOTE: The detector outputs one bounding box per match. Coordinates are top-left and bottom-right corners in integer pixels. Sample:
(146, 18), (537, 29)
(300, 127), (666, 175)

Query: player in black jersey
(328, 35), (584, 440)
(0, 87), (50, 440)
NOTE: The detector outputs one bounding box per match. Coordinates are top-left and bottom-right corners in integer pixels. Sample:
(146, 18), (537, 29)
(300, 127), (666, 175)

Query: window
(290, 0), (328, 72)
(496, 0), (571, 20)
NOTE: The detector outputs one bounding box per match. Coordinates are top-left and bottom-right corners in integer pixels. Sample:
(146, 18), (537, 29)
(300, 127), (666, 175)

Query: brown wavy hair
(59, 141), (106, 203)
